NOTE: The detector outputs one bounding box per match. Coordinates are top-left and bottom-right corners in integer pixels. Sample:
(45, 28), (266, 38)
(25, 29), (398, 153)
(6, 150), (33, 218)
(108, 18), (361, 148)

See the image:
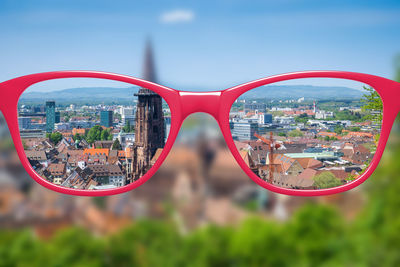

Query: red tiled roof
(295, 158), (323, 169)
(270, 154), (297, 173)
(47, 163), (66, 176)
(318, 132), (337, 137)
(346, 132), (373, 138)
(83, 148), (110, 157)
(72, 128), (86, 136)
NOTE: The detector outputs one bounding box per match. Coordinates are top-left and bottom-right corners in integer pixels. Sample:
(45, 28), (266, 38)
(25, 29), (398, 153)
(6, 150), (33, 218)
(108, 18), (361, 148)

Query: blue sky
(1, 0), (400, 90)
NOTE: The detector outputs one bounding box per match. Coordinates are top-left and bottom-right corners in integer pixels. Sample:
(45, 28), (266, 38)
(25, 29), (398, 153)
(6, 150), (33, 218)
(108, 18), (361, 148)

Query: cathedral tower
(131, 40), (165, 180)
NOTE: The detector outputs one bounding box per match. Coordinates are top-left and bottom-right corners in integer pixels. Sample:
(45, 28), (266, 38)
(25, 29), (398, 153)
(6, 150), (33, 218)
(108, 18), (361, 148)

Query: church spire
(142, 38), (157, 83)
(136, 38), (158, 96)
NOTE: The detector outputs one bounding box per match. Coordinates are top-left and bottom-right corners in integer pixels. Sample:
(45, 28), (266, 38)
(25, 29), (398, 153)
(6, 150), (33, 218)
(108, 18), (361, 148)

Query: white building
(117, 132), (135, 147)
(107, 165), (126, 187)
(121, 107), (135, 126)
(315, 110), (334, 119)
(55, 122), (71, 131)
(273, 116), (295, 125)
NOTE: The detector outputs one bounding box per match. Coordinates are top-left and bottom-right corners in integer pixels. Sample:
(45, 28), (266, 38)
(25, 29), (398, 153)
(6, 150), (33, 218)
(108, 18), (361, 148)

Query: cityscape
(230, 85), (382, 190)
(16, 43), (382, 192)
(18, 43), (171, 190)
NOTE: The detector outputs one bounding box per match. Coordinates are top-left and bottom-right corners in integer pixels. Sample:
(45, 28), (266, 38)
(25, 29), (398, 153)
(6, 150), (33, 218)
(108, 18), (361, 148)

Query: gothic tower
(131, 40), (165, 180)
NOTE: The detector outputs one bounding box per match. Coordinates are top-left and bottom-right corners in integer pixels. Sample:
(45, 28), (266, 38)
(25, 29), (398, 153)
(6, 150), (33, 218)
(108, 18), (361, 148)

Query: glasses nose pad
(179, 91), (222, 119)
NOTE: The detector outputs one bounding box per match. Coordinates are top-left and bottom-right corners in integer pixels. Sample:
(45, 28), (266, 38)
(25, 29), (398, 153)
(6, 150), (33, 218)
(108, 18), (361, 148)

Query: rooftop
(284, 152), (336, 159)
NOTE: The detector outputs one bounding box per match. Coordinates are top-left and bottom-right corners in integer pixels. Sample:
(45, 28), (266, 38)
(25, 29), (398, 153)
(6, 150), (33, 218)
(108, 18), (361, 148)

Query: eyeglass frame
(0, 70), (399, 196)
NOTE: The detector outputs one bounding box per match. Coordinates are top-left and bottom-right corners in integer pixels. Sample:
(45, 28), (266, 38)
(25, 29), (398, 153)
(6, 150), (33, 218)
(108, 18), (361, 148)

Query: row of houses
(23, 136), (136, 189)
(236, 135), (374, 190)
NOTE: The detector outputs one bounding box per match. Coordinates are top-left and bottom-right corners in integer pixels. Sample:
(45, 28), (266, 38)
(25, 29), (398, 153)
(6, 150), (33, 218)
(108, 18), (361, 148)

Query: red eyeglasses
(0, 71), (398, 196)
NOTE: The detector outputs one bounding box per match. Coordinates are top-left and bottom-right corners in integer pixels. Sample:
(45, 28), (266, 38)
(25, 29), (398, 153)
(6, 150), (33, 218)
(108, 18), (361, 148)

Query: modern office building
(230, 121), (258, 141)
(100, 110), (113, 127)
(46, 101), (56, 133)
(33, 106), (46, 113)
(259, 113), (273, 124)
(121, 107), (135, 126)
(20, 129), (46, 139)
(18, 117), (32, 130)
(55, 111), (61, 123)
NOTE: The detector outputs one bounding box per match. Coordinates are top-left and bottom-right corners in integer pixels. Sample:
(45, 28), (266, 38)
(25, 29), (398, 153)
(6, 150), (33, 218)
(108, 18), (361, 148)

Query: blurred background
(1, 0), (400, 266)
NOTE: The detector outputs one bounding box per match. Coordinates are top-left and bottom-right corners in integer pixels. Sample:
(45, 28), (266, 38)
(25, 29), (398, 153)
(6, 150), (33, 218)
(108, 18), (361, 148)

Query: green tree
(86, 125), (104, 144)
(361, 86), (383, 123)
(112, 139), (122, 150)
(334, 125), (344, 135)
(348, 126), (361, 132)
(73, 133), (82, 142)
(334, 109), (362, 121)
(295, 113), (309, 124)
(100, 129), (109, 141)
(313, 171), (343, 189)
(123, 120), (134, 133)
(48, 132), (63, 145)
(288, 129), (304, 137)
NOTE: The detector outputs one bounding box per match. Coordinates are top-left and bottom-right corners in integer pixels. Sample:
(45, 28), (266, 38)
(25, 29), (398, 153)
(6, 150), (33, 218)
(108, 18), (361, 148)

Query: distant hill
(19, 84), (365, 103)
(19, 87), (139, 103)
(239, 85), (364, 100)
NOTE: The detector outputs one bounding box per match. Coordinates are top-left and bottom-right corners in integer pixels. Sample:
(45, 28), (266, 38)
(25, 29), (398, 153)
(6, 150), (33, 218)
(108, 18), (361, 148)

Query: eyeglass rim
(0, 70), (398, 196)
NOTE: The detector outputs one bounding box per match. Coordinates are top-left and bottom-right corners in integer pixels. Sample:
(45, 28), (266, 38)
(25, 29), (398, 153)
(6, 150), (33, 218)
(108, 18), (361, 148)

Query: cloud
(160, 9), (195, 24)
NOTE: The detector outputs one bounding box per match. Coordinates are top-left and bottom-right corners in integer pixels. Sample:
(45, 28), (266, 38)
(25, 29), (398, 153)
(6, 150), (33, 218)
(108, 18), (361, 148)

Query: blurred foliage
(1, 143), (400, 267)
(395, 54), (400, 83)
(0, 139), (398, 265)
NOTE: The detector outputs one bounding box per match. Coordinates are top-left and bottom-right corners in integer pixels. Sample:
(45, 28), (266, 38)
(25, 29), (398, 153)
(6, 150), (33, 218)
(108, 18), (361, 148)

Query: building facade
(100, 110), (113, 127)
(45, 101), (55, 133)
(230, 121), (258, 141)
